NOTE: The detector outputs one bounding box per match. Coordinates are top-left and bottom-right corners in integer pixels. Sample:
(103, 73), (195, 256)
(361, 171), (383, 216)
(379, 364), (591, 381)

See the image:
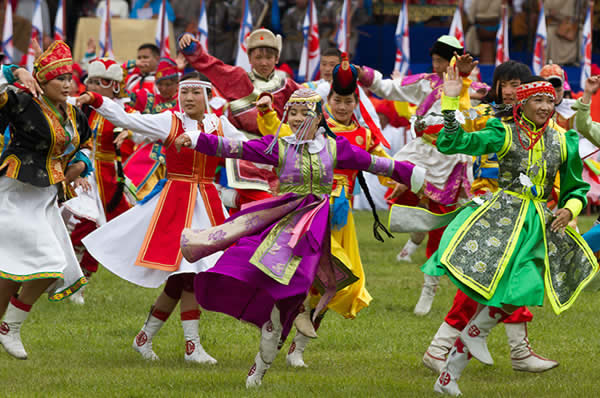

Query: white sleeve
(368, 70), (431, 104)
(185, 130), (202, 146)
(94, 96), (172, 141)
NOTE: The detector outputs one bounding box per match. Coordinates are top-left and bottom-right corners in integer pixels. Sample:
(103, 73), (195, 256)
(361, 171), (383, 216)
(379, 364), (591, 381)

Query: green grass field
(2, 213), (599, 397)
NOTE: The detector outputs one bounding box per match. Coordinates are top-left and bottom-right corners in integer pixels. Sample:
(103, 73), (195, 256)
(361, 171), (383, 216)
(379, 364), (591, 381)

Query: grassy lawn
(1, 213), (599, 397)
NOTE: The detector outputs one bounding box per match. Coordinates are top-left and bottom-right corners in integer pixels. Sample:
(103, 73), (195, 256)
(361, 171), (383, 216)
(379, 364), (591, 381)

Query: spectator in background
(280, 0), (307, 71)
(96, 0), (130, 18)
(130, 0), (175, 21)
(319, 0), (372, 57)
(545, 0), (580, 66)
(467, 0), (502, 64)
(124, 43), (161, 93)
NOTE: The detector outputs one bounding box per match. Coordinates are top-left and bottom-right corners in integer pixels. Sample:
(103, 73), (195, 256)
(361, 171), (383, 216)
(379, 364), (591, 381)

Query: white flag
(234, 0), (253, 72)
(298, 0), (320, 83)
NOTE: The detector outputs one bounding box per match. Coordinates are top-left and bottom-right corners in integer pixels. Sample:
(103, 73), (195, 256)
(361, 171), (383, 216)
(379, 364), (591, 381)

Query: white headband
(178, 79), (213, 114)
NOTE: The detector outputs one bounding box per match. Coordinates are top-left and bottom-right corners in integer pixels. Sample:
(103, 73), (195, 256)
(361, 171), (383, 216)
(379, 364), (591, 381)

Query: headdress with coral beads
(34, 40), (73, 84)
(513, 81), (556, 151)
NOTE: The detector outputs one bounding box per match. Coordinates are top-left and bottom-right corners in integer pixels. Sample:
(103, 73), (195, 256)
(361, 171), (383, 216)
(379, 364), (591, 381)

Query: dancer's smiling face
(522, 95), (554, 128)
(287, 104), (321, 140)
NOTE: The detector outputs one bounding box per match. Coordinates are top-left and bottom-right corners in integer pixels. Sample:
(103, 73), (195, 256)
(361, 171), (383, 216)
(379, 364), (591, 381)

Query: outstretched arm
(176, 130), (279, 167)
(335, 135), (425, 194)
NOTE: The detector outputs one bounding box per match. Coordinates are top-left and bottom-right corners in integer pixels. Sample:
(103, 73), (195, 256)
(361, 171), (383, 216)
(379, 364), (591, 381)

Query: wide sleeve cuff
(441, 95), (460, 111)
(572, 98), (591, 111)
(87, 91), (104, 108)
(563, 198), (583, 219)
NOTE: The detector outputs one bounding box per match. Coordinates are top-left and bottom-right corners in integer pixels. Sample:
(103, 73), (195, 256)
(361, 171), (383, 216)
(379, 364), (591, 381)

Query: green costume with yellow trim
(422, 113), (597, 314)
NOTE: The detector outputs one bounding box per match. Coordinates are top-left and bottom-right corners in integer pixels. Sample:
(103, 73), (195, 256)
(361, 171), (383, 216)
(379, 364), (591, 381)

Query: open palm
(443, 66), (462, 98)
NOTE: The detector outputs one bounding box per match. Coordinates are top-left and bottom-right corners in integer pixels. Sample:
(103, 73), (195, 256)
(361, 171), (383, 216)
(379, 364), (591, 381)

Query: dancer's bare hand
(76, 92), (94, 107)
(255, 95), (273, 112)
(113, 129), (129, 148)
(582, 75), (600, 104)
(454, 51), (479, 77)
(391, 70), (403, 80)
(387, 182), (408, 200)
(73, 177), (91, 192)
(179, 33), (199, 50)
(175, 133), (192, 152)
(13, 68), (43, 98)
(551, 208), (572, 233)
(443, 65), (462, 98)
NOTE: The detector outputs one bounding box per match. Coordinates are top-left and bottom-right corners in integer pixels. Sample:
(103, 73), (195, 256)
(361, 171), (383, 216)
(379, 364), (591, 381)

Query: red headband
(516, 81), (556, 103)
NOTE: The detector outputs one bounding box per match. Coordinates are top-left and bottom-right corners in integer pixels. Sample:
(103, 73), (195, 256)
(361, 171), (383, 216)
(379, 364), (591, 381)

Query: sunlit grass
(1, 213), (598, 397)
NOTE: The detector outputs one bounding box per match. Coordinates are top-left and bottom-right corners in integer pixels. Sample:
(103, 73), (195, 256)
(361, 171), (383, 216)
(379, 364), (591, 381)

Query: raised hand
(13, 68), (43, 98)
(454, 51), (479, 77)
(442, 65), (462, 98)
(76, 92), (94, 107)
(178, 33), (200, 50)
(582, 75), (600, 104)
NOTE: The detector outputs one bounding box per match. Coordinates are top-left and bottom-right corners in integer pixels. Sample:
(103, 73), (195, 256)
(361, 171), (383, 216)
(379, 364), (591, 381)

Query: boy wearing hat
(540, 63), (576, 130)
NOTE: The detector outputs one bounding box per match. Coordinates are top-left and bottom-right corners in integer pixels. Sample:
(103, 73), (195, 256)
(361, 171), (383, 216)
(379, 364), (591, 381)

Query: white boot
(182, 319), (217, 365)
(0, 301), (30, 360)
(69, 286), (85, 305)
(246, 352), (271, 388)
(505, 322), (558, 372)
(434, 338), (471, 396)
(132, 309), (165, 361)
(423, 321), (461, 373)
(293, 297), (317, 338)
(414, 274), (440, 316)
(246, 306), (283, 388)
(396, 239), (419, 262)
(461, 306), (506, 365)
(286, 331), (311, 368)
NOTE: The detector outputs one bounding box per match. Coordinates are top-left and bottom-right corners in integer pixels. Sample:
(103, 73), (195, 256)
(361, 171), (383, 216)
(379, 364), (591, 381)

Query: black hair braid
(106, 127), (126, 213)
(356, 171), (394, 242)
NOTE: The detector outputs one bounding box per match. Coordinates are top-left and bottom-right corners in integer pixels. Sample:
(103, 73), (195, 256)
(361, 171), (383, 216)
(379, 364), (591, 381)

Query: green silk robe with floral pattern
(422, 117), (597, 314)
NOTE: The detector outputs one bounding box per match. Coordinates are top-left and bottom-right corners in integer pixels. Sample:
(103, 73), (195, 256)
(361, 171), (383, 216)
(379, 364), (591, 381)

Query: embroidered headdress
(155, 57), (178, 82)
(34, 40), (73, 84)
(516, 81), (556, 103)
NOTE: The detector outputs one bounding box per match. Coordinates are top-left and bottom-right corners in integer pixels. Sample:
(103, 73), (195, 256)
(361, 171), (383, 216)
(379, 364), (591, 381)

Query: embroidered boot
(505, 322), (558, 372)
(0, 297), (30, 360)
(423, 321), (461, 373)
(396, 239), (420, 262)
(461, 306), (508, 365)
(434, 338), (472, 396)
(181, 310), (217, 365)
(286, 331), (311, 368)
(414, 274), (440, 316)
(132, 307), (169, 361)
(246, 306), (283, 388)
(293, 297), (317, 338)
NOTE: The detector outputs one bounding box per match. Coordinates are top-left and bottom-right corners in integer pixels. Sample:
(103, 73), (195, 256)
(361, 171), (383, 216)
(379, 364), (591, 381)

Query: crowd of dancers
(1, 27), (600, 395)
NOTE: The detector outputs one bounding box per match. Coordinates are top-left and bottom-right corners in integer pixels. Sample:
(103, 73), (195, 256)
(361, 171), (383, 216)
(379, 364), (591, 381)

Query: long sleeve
(194, 133), (279, 166)
(558, 130), (590, 218)
(335, 135), (422, 192)
(572, 98), (600, 148)
(181, 42), (254, 102)
(359, 67), (431, 104)
(436, 108), (507, 156)
(256, 110), (293, 137)
(90, 93), (171, 141)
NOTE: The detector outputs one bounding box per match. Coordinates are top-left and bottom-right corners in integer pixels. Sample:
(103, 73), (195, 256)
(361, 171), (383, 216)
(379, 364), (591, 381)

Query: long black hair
(484, 61), (532, 105)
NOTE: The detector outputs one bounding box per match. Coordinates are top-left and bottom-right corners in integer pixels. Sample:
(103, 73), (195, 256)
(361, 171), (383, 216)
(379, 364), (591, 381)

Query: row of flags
(394, 0), (594, 89)
(0, 0), (594, 88)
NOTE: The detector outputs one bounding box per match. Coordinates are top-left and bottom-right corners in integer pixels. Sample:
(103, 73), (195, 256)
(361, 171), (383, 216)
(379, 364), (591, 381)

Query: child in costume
(79, 73), (227, 364)
(0, 42), (93, 359)
(427, 68), (596, 396)
(175, 87), (425, 388)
